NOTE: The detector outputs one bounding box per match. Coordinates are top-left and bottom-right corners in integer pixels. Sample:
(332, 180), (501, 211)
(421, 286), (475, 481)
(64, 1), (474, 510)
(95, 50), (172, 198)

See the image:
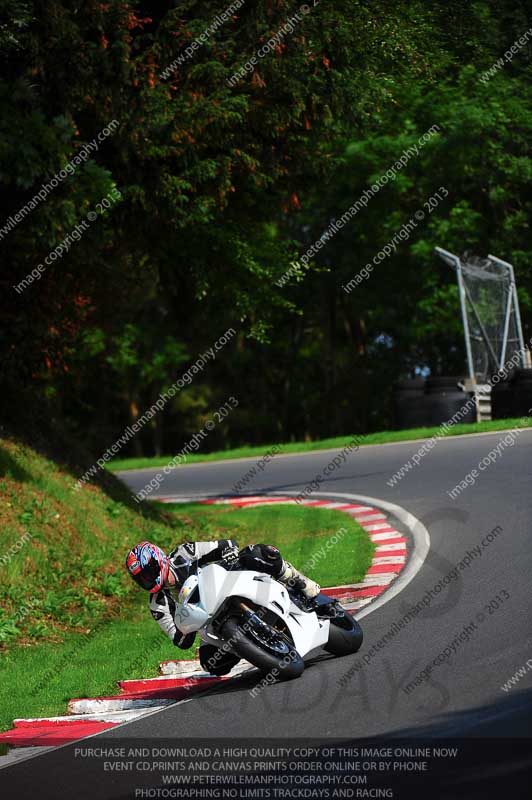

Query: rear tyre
(324, 608), (363, 656)
(220, 616), (304, 681)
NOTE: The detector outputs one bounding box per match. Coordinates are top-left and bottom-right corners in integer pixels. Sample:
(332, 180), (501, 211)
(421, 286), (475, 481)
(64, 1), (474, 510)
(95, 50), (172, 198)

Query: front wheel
(324, 607), (363, 656)
(220, 616), (304, 681)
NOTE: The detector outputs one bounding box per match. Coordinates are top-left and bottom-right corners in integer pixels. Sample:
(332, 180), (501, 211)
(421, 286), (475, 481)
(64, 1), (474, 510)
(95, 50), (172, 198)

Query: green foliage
(0, 614), (20, 644)
(0, 0), (531, 448)
(0, 437), (176, 646)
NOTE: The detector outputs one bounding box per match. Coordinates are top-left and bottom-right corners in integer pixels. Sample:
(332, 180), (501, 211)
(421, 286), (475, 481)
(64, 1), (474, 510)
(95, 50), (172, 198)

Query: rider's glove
(220, 544), (240, 565)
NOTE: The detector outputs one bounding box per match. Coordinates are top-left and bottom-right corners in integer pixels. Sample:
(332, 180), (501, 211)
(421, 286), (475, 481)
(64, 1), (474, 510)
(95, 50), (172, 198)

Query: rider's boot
(277, 561), (320, 599)
(199, 643), (240, 676)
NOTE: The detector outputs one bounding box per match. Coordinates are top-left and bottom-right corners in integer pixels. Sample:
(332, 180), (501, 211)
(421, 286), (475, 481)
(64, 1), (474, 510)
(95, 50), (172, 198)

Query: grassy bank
(109, 417), (532, 472)
(0, 440), (372, 732)
(0, 437), (180, 732)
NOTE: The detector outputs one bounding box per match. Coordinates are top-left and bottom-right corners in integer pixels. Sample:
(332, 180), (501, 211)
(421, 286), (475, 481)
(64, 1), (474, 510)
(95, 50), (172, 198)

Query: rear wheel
(220, 615), (304, 680)
(324, 607), (363, 656)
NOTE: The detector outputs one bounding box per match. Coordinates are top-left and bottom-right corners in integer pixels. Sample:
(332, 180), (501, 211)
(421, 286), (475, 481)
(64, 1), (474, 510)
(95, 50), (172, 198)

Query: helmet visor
(132, 558), (161, 591)
(131, 571), (156, 591)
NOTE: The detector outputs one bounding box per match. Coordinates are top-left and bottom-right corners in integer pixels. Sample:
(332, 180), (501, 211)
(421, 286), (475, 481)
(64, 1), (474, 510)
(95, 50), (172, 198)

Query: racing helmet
(125, 541), (169, 593)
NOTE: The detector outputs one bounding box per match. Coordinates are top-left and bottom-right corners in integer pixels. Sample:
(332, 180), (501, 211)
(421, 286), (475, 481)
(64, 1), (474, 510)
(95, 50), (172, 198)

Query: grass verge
(0, 441), (372, 732)
(109, 417), (532, 472)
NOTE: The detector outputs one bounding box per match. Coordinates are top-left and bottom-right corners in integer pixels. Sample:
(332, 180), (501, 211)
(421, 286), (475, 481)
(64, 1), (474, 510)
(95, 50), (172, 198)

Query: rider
(125, 539), (320, 675)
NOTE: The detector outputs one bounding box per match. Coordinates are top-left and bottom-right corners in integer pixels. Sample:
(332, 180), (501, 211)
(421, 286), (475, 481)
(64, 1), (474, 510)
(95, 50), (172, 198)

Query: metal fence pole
(488, 254), (526, 365)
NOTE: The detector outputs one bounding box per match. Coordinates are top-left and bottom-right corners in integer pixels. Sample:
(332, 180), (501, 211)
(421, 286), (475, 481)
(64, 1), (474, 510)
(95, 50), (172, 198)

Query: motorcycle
(174, 559), (363, 680)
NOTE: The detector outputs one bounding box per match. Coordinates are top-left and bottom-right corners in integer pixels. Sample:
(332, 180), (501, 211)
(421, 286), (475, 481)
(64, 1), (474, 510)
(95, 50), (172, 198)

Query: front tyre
(324, 607), (363, 656)
(220, 616), (304, 681)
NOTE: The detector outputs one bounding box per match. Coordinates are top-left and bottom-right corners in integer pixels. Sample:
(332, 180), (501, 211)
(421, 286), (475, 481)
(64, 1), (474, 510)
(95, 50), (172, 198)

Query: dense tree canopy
(1, 0), (531, 454)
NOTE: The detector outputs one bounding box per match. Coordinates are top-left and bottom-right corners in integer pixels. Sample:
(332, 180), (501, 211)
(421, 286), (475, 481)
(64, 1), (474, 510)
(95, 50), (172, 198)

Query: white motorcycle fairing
(175, 563), (330, 658)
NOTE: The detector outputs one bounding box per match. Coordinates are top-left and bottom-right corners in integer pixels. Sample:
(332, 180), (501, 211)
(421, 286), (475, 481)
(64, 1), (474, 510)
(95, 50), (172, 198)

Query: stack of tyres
(393, 379), (430, 429)
(491, 379), (515, 419)
(492, 369), (532, 419)
(512, 368), (532, 417)
(393, 376), (474, 430)
(424, 376), (475, 426)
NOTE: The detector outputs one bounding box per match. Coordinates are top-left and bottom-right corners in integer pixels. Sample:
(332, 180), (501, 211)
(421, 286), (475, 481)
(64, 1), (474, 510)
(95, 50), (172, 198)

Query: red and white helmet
(125, 541), (169, 593)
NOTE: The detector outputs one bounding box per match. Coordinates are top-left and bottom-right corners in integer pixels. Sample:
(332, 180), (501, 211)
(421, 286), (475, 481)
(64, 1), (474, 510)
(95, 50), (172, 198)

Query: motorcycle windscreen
(173, 575), (210, 633)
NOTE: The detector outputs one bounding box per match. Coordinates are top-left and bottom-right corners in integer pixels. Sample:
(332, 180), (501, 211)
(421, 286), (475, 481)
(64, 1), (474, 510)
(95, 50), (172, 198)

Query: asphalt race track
(3, 429), (532, 796)
(114, 430), (532, 737)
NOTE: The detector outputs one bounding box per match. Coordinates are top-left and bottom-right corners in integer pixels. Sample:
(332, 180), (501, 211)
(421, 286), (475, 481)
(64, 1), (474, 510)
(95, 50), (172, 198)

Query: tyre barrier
(393, 376), (474, 429)
(393, 379), (428, 429)
(492, 368), (532, 419)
